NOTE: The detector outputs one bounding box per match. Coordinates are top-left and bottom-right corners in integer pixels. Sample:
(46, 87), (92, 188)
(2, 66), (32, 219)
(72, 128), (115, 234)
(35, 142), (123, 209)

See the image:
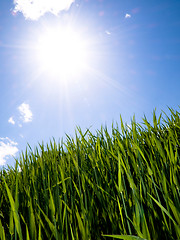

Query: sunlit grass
(0, 107), (180, 239)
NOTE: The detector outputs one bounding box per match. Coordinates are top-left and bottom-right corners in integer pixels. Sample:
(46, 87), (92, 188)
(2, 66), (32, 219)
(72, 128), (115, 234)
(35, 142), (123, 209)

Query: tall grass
(0, 108), (180, 239)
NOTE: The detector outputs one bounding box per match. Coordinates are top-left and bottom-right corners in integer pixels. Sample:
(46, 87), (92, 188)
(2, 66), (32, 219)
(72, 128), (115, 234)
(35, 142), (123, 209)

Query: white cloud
(105, 30), (111, 35)
(8, 117), (15, 125)
(18, 103), (33, 123)
(13, 0), (75, 20)
(125, 13), (131, 18)
(0, 137), (18, 165)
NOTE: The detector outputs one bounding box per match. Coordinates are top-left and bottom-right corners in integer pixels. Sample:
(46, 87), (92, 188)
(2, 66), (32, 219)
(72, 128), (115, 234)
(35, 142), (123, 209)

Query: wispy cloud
(18, 103), (33, 123)
(8, 117), (15, 125)
(0, 137), (18, 165)
(125, 13), (131, 19)
(105, 30), (111, 35)
(13, 0), (75, 20)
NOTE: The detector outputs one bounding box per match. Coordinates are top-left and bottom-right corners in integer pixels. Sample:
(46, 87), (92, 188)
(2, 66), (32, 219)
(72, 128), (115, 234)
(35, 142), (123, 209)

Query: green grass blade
(102, 234), (147, 240)
(3, 178), (23, 240)
(0, 219), (6, 240)
(148, 193), (179, 227)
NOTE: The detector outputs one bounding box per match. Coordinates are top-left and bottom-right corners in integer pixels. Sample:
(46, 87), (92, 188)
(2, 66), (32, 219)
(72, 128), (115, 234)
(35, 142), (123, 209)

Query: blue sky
(0, 0), (180, 167)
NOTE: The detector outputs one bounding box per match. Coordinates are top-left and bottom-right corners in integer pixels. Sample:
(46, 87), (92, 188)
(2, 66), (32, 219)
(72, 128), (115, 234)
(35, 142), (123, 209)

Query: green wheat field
(0, 108), (180, 240)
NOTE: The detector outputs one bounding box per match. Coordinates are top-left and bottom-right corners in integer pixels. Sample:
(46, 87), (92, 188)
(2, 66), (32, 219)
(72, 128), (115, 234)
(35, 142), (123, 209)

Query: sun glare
(36, 26), (88, 78)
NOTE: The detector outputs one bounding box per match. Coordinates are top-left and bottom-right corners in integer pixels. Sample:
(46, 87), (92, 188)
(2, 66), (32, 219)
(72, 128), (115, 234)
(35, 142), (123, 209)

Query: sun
(36, 26), (88, 78)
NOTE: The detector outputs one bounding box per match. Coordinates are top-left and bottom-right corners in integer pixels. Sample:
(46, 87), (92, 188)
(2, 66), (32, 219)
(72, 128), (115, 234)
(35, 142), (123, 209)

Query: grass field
(0, 108), (180, 239)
